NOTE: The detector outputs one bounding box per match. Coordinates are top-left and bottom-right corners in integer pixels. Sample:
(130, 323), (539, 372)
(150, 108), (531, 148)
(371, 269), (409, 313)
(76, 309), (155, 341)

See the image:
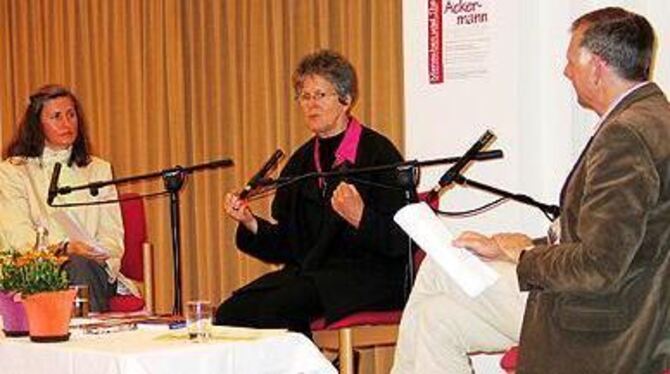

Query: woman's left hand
(331, 182), (364, 229)
(67, 241), (110, 264)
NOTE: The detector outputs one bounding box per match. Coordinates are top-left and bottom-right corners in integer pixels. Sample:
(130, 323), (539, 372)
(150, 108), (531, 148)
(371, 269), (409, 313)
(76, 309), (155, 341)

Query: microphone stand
(255, 149), (560, 282)
(453, 174), (560, 220)
(265, 150), (505, 189)
(54, 158), (234, 315)
(254, 150), (504, 293)
(396, 151), (501, 288)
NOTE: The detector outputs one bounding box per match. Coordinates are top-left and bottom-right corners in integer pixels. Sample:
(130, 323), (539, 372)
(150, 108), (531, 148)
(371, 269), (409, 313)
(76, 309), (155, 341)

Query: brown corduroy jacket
(517, 83), (670, 374)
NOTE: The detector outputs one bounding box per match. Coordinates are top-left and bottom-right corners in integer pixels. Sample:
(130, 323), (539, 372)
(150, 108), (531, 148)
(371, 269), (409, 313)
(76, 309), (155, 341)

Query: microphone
(431, 130), (496, 194)
(47, 162), (63, 206)
(238, 149), (284, 199)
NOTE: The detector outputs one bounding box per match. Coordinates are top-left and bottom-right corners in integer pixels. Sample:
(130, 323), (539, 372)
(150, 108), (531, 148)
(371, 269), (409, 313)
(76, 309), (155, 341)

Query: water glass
(186, 300), (212, 342)
(71, 285), (90, 318)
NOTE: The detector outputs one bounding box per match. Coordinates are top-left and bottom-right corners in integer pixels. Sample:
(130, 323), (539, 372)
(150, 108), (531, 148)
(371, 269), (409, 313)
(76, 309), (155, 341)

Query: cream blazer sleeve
(0, 157), (139, 296)
(0, 159), (43, 251)
(0, 158), (124, 273)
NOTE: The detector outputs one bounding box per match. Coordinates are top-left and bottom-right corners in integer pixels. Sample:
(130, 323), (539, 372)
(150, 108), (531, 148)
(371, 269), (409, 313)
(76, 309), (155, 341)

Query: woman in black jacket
(214, 49), (408, 336)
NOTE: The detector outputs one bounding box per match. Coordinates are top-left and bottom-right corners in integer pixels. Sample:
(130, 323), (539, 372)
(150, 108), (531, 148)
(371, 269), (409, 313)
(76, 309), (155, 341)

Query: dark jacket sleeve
(235, 217), (291, 264)
(517, 121), (660, 293)
(349, 132), (409, 258)
(234, 150), (306, 265)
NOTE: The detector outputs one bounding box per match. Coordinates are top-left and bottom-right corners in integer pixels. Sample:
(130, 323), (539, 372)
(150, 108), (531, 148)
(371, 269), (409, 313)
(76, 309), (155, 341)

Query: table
(0, 326), (336, 374)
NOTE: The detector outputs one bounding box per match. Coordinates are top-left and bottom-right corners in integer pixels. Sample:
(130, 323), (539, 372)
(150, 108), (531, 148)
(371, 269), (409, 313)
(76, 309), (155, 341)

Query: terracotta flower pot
(0, 291), (29, 337)
(22, 288), (76, 342)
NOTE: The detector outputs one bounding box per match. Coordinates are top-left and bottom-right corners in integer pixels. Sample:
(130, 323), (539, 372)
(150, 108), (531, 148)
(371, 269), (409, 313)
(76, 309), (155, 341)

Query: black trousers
(214, 275), (323, 336)
(63, 255), (116, 312)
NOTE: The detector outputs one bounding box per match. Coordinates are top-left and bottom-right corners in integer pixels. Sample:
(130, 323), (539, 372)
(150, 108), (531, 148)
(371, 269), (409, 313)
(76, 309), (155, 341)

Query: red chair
(107, 193), (154, 313)
(310, 258), (421, 374)
(500, 345), (518, 373)
(311, 192), (436, 374)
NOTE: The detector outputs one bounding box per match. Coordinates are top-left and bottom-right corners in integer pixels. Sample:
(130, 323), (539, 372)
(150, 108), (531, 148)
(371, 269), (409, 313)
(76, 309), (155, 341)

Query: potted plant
(0, 251), (29, 337)
(0, 247), (75, 342)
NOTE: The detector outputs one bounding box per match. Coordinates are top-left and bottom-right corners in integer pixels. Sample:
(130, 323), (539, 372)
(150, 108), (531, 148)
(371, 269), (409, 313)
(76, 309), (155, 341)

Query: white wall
(403, 0), (670, 237)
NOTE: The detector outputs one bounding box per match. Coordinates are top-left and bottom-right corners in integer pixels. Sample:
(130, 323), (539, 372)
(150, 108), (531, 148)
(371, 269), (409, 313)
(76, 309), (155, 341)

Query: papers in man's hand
(52, 210), (109, 255)
(394, 202), (499, 297)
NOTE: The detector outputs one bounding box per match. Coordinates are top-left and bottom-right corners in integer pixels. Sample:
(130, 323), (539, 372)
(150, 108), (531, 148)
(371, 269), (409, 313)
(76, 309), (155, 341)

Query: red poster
(428, 0), (444, 83)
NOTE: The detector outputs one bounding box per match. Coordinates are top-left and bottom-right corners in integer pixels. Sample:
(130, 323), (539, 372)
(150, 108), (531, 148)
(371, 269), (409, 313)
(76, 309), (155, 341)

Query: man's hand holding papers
(453, 231), (533, 263)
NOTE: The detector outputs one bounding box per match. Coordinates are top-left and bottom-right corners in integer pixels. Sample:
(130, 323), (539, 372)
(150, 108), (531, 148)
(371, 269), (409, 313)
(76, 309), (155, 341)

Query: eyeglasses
(295, 91), (338, 104)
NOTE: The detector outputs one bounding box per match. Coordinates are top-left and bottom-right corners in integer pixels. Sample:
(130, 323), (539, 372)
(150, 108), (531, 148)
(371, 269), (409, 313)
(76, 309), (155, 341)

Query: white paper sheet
(52, 210), (108, 255)
(394, 202), (499, 297)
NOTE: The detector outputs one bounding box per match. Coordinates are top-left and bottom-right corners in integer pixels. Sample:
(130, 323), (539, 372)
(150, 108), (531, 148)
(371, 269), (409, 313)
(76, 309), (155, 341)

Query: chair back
(119, 193), (147, 282)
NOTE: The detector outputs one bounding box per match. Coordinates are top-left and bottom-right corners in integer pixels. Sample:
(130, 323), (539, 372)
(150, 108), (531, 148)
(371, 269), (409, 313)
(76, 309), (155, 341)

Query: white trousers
(391, 257), (527, 374)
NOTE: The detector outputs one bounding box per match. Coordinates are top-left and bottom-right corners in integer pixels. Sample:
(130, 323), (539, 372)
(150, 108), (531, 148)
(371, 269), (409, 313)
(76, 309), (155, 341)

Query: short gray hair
(292, 49), (358, 106)
(572, 7), (654, 81)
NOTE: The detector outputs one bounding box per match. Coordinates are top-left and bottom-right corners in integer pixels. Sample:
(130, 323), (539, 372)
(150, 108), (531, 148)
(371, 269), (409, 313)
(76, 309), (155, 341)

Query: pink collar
(313, 117), (363, 188)
(334, 116), (362, 166)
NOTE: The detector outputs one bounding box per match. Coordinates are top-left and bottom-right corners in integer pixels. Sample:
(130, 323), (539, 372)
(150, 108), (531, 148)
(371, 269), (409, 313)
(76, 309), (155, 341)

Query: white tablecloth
(0, 328), (336, 374)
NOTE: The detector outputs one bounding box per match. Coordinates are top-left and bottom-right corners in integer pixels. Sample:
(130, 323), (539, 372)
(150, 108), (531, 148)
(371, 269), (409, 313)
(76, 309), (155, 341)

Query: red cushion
(500, 346), (519, 371)
(108, 295), (145, 312)
(311, 310), (403, 331)
(119, 193), (147, 281)
(417, 191), (440, 210)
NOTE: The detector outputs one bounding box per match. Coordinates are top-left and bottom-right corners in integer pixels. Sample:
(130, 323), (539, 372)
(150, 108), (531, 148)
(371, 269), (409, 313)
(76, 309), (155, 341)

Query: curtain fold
(0, 0), (404, 314)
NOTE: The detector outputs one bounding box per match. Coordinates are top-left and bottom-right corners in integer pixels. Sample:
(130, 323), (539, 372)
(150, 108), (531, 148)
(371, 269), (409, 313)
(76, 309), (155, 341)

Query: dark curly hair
(292, 49), (359, 108)
(572, 7), (655, 81)
(3, 84), (91, 167)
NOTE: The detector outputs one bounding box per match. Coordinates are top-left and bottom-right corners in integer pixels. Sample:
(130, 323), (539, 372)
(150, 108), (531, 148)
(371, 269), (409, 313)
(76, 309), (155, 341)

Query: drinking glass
(71, 284), (90, 318)
(186, 300), (212, 342)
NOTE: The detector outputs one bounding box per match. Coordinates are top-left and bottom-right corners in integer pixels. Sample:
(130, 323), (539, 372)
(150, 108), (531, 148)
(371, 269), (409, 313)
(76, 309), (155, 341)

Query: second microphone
(238, 149), (284, 199)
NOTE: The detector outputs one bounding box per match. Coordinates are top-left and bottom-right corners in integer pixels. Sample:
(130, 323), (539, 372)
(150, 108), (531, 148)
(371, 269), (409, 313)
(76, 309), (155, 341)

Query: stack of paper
(52, 210), (108, 255)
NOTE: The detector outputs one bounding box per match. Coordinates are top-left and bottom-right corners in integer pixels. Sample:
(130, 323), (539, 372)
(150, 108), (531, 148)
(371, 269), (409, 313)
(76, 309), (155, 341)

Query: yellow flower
(0, 246), (69, 294)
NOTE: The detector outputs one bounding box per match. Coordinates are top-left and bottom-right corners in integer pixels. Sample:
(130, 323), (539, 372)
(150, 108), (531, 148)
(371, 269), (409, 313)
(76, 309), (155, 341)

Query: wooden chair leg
(142, 242), (154, 314)
(339, 327), (354, 374)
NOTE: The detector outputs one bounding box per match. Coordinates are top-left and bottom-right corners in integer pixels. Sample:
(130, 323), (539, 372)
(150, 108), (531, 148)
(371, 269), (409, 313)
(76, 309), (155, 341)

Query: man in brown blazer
(452, 7), (670, 373)
(393, 6), (670, 374)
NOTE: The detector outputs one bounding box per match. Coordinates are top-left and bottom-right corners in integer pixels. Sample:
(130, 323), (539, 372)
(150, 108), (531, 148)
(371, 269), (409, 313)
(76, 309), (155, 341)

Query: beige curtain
(0, 0), (404, 315)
